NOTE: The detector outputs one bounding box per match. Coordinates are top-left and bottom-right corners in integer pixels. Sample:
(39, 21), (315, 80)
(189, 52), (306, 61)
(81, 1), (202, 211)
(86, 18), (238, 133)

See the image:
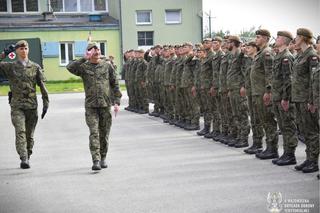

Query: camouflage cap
(255, 29), (271, 37)
(137, 49), (145, 53)
(277, 31), (293, 40)
(202, 37), (213, 43)
(296, 28), (313, 39)
(223, 35), (230, 40)
(174, 44), (181, 48)
(15, 40), (29, 49)
(183, 42), (193, 47)
(228, 35), (241, 43)
(86, 42), (98, 50)
(212, 36), (223, 42)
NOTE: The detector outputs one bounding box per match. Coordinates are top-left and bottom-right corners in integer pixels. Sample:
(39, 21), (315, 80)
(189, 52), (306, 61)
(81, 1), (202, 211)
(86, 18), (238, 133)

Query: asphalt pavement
(0, 92), (319, 213)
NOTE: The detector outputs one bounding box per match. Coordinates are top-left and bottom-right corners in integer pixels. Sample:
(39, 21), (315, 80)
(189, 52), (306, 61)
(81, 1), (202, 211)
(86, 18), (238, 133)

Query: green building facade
(0, 0), (203, 80)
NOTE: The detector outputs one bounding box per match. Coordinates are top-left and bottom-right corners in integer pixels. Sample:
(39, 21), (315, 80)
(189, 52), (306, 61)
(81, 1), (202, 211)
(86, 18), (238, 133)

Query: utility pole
(205, 10), (216, 37)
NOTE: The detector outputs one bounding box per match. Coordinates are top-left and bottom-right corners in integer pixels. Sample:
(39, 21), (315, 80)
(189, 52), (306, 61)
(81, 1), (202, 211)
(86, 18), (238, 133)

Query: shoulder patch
(265, 52), (270, 56)
(312, 56), (318, 61)
(282, 58), (289, 63)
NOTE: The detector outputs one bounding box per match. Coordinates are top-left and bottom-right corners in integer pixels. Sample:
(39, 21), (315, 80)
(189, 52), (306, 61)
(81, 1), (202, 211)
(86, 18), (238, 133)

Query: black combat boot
(275, 152), (297, 166)
(183, 120), (192, 130)
(100, 159), (108, 169)
(295, 160), (311, 171)
(197, 124), (210, 136)
(302, 161), (319, 173)
(204, 131), (214, 139)
(185, 122), (200, 131)
(20, 157), (30, 169)
(256, 147), (279, 160)
(92, 160), (101, 171)
(211, 131), (221, 142)
(234, 139), (249, 148)
(227, 137), (238, 147)
(244, 143), (263, 154)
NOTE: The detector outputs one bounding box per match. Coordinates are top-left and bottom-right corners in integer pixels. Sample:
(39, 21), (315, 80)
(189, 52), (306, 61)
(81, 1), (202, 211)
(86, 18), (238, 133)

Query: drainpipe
(119, 0), (124, 67)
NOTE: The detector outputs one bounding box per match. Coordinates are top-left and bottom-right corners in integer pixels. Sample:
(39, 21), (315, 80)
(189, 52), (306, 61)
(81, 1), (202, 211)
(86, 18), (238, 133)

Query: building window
(0, 0), (7, 12)
(2, 0), (39, 13)
(138, 31), (153, 46)
(95, 41), (106, 56)
(51, 0), (107, 12)
(60, 42), (74, 66)
(165, 9), (182, 24)
(136, 10), (152, 25)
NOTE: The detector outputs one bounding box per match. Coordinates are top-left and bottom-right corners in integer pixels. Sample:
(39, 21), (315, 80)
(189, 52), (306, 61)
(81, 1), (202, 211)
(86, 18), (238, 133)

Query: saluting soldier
(67, 42), (122, 171)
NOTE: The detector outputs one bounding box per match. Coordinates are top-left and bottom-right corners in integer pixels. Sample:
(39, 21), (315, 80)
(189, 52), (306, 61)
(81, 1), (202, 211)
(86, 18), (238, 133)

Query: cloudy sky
(203, 0), (320, 38)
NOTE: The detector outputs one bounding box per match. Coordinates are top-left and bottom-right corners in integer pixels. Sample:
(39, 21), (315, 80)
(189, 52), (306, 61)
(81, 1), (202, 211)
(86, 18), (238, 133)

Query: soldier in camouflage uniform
(210, 37), (224, 141)
(67, 42), (122, 171)
(145, 48), (155, 108)
(270, 31), (299, 166)
(150, 45), (163, 117)
(174, 46), (187, 128)
(292, 29), (319, 173)
(192, 44), (203, 118)
(217, 37), (233, 144)
(123, 50), (132, 111)
(163, 46), (176, 123)
(135, 49), (148, 114)
(169, 45), (182, 124)
(250, 29), (279, 159)
(0, 40), (49, 169)
(197, 38), (214, 137)
(225, 35), (250, 148)
(181, 42), (200, 130)
(242, 42), (265, 154)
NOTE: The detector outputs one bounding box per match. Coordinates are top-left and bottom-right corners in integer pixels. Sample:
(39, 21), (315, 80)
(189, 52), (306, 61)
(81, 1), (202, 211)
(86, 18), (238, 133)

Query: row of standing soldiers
(123, 28), (320, 175)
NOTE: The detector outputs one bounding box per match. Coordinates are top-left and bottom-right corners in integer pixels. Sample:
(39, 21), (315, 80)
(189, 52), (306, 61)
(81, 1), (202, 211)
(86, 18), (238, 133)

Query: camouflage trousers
(247, 94), (264, 144)
(11, 108), (38, 159)
(218, 92), (231, 134)
(211, 94), (221, 133)
(273, 101), (298, 153)
(294, 103), (319, 161)
(175, 87), (185, 120)
(199, 88), (213, 126)
(153, 83), (161, 113)
(252, 95), (278, 148)
(164, 86), (174, 119)
(126, 81), (133, 107)
(183, 87), (200, 125)
(137, 84), (148, 111)
(85, 107), (112, 162)
(229, 89), (250, 140)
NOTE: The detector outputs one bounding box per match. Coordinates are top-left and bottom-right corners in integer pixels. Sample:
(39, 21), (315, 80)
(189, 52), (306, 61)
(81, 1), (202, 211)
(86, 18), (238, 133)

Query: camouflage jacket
(135, 58), (147, 83)
(175, 56), (186, 88)
(154, 57), (164, 84)
(129, 59), (139, 83)
(242, 56), (253, 96)
(169, 57), (182, 87)
(227, 49), (245, 91)
(200, 51), (214, 89)
(219, 52), (230, 93)
(193, 57), (201, 89)
(311, 64), (319, 108)
(163, 56), (176, 86)
(0, 60), (49, 110)
(67, 58), (122, 107)
(123, 60), (130, 81)
(250, 45), (274, 96)
(181, 55), (197, 88)
(271, 48), (294, 102)
(212, 49), (225, 90)
(292, 46), (319, 103)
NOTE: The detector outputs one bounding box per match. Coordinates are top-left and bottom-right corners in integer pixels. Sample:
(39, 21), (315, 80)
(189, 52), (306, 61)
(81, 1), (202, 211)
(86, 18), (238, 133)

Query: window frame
(59, 42), (74, 66)
(0, 0), (40, 14)
(137, 31), (154, 47)
(50, 0), (108, 13)
(135, 10), (152, 25)
(94, 41), (107, 56)
(165, 9), (182, 25)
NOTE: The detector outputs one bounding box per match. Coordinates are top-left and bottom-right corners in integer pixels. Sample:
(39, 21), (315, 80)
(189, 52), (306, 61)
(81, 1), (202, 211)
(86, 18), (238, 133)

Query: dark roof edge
(0, 25), (119, 32)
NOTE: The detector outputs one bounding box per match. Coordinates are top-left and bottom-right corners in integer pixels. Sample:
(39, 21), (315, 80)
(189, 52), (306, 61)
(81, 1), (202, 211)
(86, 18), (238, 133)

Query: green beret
(297, 28), (313, 39)
(255, 29), (271, 37)
(277, 31), (293, 40)
(15, 40), (29, 49)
